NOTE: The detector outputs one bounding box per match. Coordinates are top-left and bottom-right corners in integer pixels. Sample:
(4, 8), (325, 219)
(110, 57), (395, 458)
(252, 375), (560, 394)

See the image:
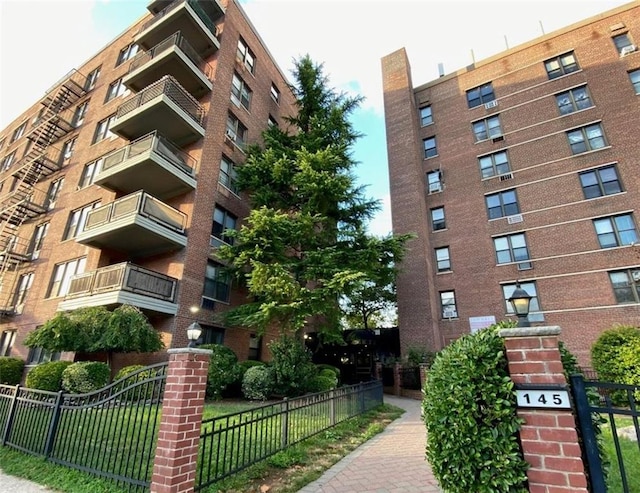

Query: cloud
(366, 193), (392, 237)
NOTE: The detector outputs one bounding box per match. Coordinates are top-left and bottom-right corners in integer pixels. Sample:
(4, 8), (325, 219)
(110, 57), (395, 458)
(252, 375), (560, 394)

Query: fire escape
(0, 70), (87, 315)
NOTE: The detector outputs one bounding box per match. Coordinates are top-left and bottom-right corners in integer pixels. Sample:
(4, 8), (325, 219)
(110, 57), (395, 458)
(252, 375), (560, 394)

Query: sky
(0, 0), (633, 236)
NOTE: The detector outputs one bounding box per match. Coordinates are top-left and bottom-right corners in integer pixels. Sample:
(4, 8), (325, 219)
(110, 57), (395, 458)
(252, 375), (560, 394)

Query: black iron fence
(0, 363), (167, 491)
(399, 366), (421, 390)
(195, 380), (383, 491)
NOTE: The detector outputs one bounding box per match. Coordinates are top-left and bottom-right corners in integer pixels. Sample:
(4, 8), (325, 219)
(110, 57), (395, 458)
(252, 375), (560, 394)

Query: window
(466, 82), (495, 108)
(29, 222), (49, 259)
(567, 123), (606, 154)
(46, 178), (64, 209)
(219, 155), (238, 194)
(579, 165), (622, 199)
(200, 325), (225, 345)
(427, 170), (442, 193)
(27, 346), (60, 365)
(116, 43), (138, 66)
(544, 52), (579, 79)
(494, 233), (531, 269)
(440, 291), (458, 319)
(78, 158), (104, 188)
(593, 214), (638, 248)
(420, 106), (433, 126)
(431, 207), (445, 231)
(62, 137), (77, 160)
(211, 206), (237, 247)
(270, 83), (280, 103)
(0, 330), (16, 356)
(32, 107), (45, 126)
(423, 137), (437, 158)
(1, 150), (16, 172)
(72, 100), (89, 126)
(225, 113), (247, 149)
(93, 114), (116, 143)
(231, 73), (252, 111)
(556, 86), (593, 115)
(236, 38), (255, 74)
(629, 69), (640, 94)
(473, 115), (502, 141)
(85, 66), (101, 91)
(268, 115), (278, 127)
(11, 121), (27, 142)
(435, 247), (451, 272)
(63, 202), (101, 240)
(612, 33), (634, 55)
(15, 272), (34, 307)
(479, 150), (510, 179)
(105, 78), (129, 102)
(502, 282), (544, 322)
(486, 189), (519, 219)
(248, 334), (261, 360)
(609, 268), (640, 303)
(47, 257), (86, 298)
(203, 261), (230, 306)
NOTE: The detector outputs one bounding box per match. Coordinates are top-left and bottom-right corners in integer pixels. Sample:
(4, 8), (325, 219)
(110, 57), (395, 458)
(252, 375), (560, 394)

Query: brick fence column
(151, 348), (212, 493)
(393, 363), (402, 396)
(374, 362), (383, 381)
(499, 327), (589, 493)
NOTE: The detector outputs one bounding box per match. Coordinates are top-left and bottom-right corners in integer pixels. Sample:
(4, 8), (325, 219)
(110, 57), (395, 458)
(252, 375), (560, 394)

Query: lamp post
(186, 321), (202, 348)
(508, 282), (532, 327)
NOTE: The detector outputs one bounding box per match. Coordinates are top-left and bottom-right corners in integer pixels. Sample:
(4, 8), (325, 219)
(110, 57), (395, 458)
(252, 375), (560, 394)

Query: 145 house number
(515, 389), (571, 409)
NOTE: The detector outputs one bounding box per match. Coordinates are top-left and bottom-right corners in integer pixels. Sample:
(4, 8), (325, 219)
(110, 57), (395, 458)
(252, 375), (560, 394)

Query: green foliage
(26, 361), (73, 392)
(268, 336), (317, 397)
(242, 365), (275, 401)
(405, 346), (436, 367)
(267, 446), (308, 469)
(93, 305), (164, 354)
(315, 364), (340, 384)
(307, 374), (337, 393)
(113, 364), (146, 381)
(422, 325), (528, 493)
(0, 357), (24, 385)
(112, 364), (155, 401)
(62, 362), (110, 394)
(23, 310), (94, 352)
(591, 325), (640, 387)
(199, 344), (242, 400)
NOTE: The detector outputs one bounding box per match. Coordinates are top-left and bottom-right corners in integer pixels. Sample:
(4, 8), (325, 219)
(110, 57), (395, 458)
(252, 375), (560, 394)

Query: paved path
(298, 395), (443, 493)
(0, 471), (55, 492)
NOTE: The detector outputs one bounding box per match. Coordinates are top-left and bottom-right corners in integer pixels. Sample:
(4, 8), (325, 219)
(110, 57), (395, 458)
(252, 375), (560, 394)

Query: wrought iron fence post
(281, 398), (289, 448)
(359, 383), (365, 413)
(2, 384), (20, 445)
(43, 390), (65, 458)
(329, 390), (336, 426)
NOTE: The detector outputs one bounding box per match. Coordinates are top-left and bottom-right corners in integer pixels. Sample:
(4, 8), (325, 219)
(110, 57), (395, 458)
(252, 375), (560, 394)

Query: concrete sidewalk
(0, 471), (55, 492)
(297, 395), (443, 493)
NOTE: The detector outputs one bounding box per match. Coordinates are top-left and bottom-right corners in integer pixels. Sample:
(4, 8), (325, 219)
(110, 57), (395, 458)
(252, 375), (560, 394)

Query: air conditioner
(499, 172), (514, 181)
(428, 182), (442, 194)
(225, 129), (236, 141)
(620, 45), (637, 56)
(484, 99), (498, 110)
(491, 135), (504, 143)
(507, 214), (523, 224)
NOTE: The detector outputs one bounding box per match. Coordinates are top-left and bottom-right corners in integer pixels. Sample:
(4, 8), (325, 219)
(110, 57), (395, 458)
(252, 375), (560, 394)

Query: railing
(8, 144), (63, 182)
(116, 75), (204, 127)
(83, 190), (187, 234)
(138, 0), (219, 39)
(196, 380), (383, 490)
(0, 234), (31, 260)
(399, 367), (421, 390)
(64, 262), (178, 302)
(0, 185), (49, 215)
(128, 31), (213, 80)
(0, 364), (167, 492)
(102, 131), (196, 176)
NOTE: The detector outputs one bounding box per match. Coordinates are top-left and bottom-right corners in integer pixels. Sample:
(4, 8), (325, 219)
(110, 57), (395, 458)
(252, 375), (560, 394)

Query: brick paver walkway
(297, 395), (443, 493)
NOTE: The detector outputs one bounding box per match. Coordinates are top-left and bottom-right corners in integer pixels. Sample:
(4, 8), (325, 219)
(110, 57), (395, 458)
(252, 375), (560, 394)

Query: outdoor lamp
(187, 322), (202, 348)
(508, 282), (532, 327)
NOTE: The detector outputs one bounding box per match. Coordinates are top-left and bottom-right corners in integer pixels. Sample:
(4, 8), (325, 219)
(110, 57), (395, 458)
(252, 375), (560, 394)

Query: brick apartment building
(0, 0), (296, 369)
(382, 1), (640, 364)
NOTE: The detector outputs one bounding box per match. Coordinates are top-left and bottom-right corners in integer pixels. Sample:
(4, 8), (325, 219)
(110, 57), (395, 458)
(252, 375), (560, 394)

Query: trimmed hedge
(591, 325), (640, 388)
(0, 357), (24, 385)
(242, 365), (274, 401)
(26, 361), (73, 392)
(62, 361), (111, 394)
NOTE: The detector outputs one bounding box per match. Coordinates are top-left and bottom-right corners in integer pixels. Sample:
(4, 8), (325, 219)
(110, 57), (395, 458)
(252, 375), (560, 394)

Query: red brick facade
(383, 2), (640, 364)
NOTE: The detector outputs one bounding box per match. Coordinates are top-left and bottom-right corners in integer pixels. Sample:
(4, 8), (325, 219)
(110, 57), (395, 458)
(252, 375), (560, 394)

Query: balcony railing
(65, 262), (177, 303)
(138, 0), (219, 38)
(128, 31), (212, 80)
(102, 132), (196, 176)
(0, 185), (49, 223)
(115, 75), (204, 127)
(8, 144), (63, 185)
(83, 190), (187, 234)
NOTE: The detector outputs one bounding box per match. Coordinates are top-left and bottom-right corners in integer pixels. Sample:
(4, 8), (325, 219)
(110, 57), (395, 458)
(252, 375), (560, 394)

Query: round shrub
(0, 357), (24, 385)
(306, 374), (337, 393)
(242, 365), (274, 401)
(112, 364), (156, 401)
(591, 325), (640, 384)
(62, 362), (110, 394)
(114, 364), (146, 382)
(199, 344), (242, 400)
(26, 361), (73, 392)
(422, 325), (528, 493)
(315, 364), (340, 384)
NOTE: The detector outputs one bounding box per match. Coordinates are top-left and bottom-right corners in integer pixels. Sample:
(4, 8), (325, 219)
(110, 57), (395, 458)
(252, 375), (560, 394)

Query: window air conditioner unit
(620, 45), (637, 56)
(225, 129), (236, 140)
(499, 172), (514, 181)
(507, 214), (523, 224)
(491, 135), (504, 143)
(428, 182), (442, 194)
(484, 99), (498, 110)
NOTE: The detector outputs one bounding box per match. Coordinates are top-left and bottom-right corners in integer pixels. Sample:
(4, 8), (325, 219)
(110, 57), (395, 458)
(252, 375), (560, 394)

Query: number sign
(516, 389), (571, 409)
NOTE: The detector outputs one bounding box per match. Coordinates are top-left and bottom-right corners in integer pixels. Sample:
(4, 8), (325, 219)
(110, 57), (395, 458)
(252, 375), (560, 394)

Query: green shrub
(315, 364), (340, 383)
(199, 344), (242, 400)
(62, 362), (111, 394)
(268, 336), (317, 397)
(114, 364), (146, 382)
(0, 357), (24, 385)
(422, 325), (528, 493)
(306, 374), (337, 393)
(405, 346), (436, 368)
(591, 325), (640, 384)
(112, 364), (156, 401)
(242, 365), (274, 401)
(26, 361), (73, 392)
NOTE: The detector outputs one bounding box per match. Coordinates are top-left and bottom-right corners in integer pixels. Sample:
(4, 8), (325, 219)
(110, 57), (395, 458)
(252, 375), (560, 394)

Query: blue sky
(0, 0), (631, 236)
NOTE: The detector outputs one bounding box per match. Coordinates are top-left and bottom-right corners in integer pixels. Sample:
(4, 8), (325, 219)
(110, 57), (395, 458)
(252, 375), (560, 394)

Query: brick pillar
(499, 327), (589, 493)
(419, 363), (428, 390)
(374, 362), (383, 381)
(151, 348), (212, 493)
(393, 363), (402, 396)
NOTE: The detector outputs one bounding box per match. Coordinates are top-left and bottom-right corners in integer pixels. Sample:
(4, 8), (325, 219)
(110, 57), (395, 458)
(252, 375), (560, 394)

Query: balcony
(58, 262), (178, 315)
(75, 190), (187, 257)
(136, 0), (224, 57)
(96, 132), (196, 199)
(0, 185), (49, 225)
(110, 75), (205, 146)
(124, 31), (212, 98)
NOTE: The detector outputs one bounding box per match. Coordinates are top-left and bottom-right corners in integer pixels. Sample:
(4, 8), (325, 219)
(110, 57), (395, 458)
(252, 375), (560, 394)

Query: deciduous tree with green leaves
(218, 55), (411, 340)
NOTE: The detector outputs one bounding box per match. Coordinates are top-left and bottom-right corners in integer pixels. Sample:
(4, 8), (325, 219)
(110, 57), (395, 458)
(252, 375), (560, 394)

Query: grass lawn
(602, 416), (640, 493)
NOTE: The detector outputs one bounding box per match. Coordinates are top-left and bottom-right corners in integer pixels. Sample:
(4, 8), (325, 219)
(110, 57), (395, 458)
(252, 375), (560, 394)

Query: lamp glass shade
(186, 322), (202, 342)
(508, 286), (532, 316)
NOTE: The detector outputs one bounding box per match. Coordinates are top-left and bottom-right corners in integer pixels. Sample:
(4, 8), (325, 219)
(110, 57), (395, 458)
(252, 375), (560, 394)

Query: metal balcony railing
(138, 0), (218, 38)
(102, 131), (196, 176)
(65, 262), (177, 302)
(115, 75), (204, 127)
(128, 31), (213, 80)
(83, 190), (187, 234)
